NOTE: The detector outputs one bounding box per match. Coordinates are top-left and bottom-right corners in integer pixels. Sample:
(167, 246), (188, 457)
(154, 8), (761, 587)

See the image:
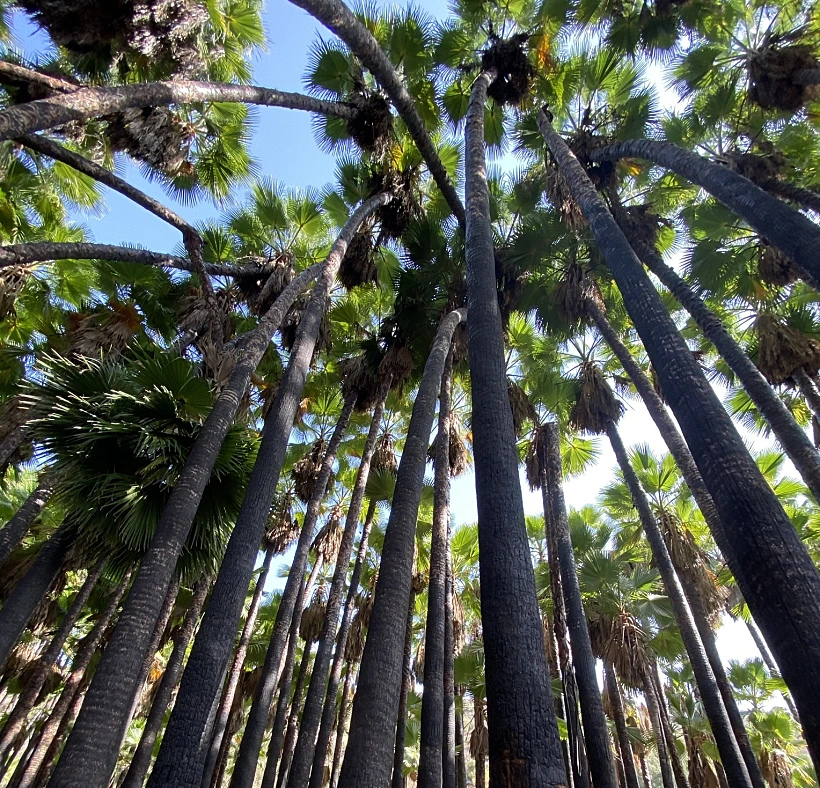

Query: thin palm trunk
(605, 666), (640, 788)
(542, 422), (618, 788)
(417, 352), (454, 788)
(743, 617), (799, 720)
(201, 547), (275, 788)
(0, 558), (104, 766)
(473, 697), (487, 788)
(391, 590), (417, 788)
(443, 543), (456, 788)
(793, 368), (820, 423)
(276, 644), (315, 788)
(328, 663), (356, 788)
(587, 138), (820, 285)
(0, 472), (57, 566)
(760, 178), (820, 213)
(0, 520), (73, 668)
(540, 113), (820, 774)
(331, 308), (464, 787)
(469, 74), (566, 788)
(120, 576), (212, 788)
(454, 687), (467, 788)
(651, 671), (689, 788)
(606, 423), (751, 788)
(287, 377), (392, 788)
(642, 675), (674, 788)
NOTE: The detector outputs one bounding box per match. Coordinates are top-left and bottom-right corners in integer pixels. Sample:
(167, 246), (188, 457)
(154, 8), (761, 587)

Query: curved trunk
(543, 423), (618, 788)
(201, 547), (275, 788)
(587, 139), (820, 286)
(0, 520), (72, 668)
(443, 543), (456, 788)
(45, 249), (329, 788)
(336, 307), (465, 788)
(468, 77), (567, 788)
(391, 591), (417, 788)
(287, 377), (392, 788)
(306, 499), (377, 788)
(0, 472), (57, 566)
(540, 113), (820, 774)
(329, 664), (356, 788)
(606, 423), (751, 788)
(120, 576), (212, 788)
(276, 644), (315, 788)
(285, 0), (465, 225)
(0, 558), (104, 765)
(625, 234), (820, 502)
(417, 353), (454, 788)
(643, 675), (674, 788)
(605, 666), (640, 788)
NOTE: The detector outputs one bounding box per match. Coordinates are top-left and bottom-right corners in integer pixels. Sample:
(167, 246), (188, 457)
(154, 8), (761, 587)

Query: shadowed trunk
(443, 542), (456, 788)
(276, 644), (316, 788)
(391, 590), (417, 788)
(454, 687), (467, 788)
(0, 472), (57, 566)
(605, 666), (640, 788)
(760, 178), (820, 213)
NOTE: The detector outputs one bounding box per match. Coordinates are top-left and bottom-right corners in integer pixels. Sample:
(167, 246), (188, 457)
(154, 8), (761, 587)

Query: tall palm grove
(0, 0), (819, 786)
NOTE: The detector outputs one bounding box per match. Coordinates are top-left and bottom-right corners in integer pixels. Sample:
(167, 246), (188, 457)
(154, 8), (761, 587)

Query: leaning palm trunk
(760, 178), (820, 214)
(793, 368), (820, 423)
(391, 591), (417, 788)
(201, 547), (276, 788)
(606, 423), (752, 788)
(542, 423), (618, 788)
(587, 139), (820, 285)
(306, 499), (379, 788)
(120, 576), (212, 788)
(624, 232), (820, 503)
(417, 353), (454, 788)
(605, 666), (640, 788)
(288, 378), (392, 788)
(539, 112), (820, 773)
(276, 644), (316, 788)
(443, 543), (456, 788)
(642, 675), (675, 788)
(0, 519), (73, 667)
(0, 558), (104, 765)
(336, 307), (465, 788)
(46, 257), (325, 788)
(0, 471), (57, 566)
(468, 76), (567, 787)
(329, 663), (356, 788)
(650, 670), (690, 788)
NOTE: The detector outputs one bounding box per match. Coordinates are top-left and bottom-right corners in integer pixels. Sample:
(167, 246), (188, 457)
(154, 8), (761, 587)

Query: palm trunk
(760, 178), (820, 214)
(417, 352), (454, 788)
(605, 666), (640, 788)
(454, 687), (468, 788)
(201, 547), (275, 788)
(329, 664), (356, 788)
(307, 500), (377, 788)
(468, 76), (567, 788)
(0, 520), (73, 668)
(0, 472), (57, 566)
(539, 113), (820, 774)
(474, 697), (487, 788)
(276, 644), (315, 788)
(287, 377), (392, 788)
(120, 576), (212, 788)
(643, 676), (674, 788)
(743, 617), (800, 720)
(0, 558), (104, 766)
(586, 138), (820, 285)
(543, 423), (618, 788)
(793, 368), (820, 423)
(10, 572), (130, 788)
(624, 232), (820, 503)
(443, 542), (456, 788)
(336, 307), (465, 788)
(606, 423), (751, 788)
(46, 247), (329, 788)
(391, 590), (417, 788)
(651, 671), (689, 788)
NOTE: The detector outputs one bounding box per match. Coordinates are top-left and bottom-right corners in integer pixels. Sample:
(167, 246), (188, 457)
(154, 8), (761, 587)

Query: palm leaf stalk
(49, 195), (387, 788)
(538, 110), (820, 773)
(337, 306), (465, 788)
(468, 77), (567, 786)
(0, 470), (58, 566)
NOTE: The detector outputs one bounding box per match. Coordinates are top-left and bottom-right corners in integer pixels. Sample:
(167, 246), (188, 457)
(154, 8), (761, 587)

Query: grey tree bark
(0, 472), (57, 566)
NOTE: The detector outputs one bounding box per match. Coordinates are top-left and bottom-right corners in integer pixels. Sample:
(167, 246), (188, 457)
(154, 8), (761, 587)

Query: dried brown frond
(369, 167), (422, 240)
(569, 362), (624, 434)
(759, 748), (795, 788)
(0, 265), (34, 321)
(555, 263), (606, 325)
(724, 149), (787, 186)
(346, 91), (393, 157)
(0, 550), (36, 599)
(545, 159), (586, 230)
(448, 422), (470, 477)
(588, 609), (649, 689)
(756, 313), (820, 385)
(345, 589), (373, 662)
(380, 344), (414, 393)
(481, 36), (535, 106)
(339, 227), (378, 290)
(339, 354), (383, 413)
(758, 241), (799, 287)
(525, 426), (546, 491)
(373, 433), (398, 474)
(411, 570), (427, 595)
(469, 700), (489, 759)
(300, 583), (328, 642)
(68, 300), (142, 359)
(618, 204), (665, 249)
(507, 380), (537, 438)
(312, 505), (344, 563)
(236, 254), (295, 316)
(292, 439), (328, 503)
(413, 640), (425, 684)
(748, 40), (820, 111)
(265, 490), (299, 555)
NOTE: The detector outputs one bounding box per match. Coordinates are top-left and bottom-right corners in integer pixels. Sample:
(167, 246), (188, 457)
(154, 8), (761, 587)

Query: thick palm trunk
(605, 666), (640, 788)
(306, 499), (377, 788)
(0, 472), (57, 566)
(417, 353), (454, 788)
(623, 232), (820, 502)
(606, 423), (751, 788)
(642, 676), (674, 788)
(287, 378), (392, 788)
(391, 591), (417, 788)
(121, 576), (212, 788)
(587, 139), (820, 285)
(542, 423), (618, 788)
(454, 687), (467, 788)
(276, 644), (316, 788)
(201, 547), (275, 788)
(328, 664), (356, 788)
(468, 75), (566, 788)
(337, 307), (465, 788)
(46, 252), (328, 788)
(540, 114), (820, 774)
(443, 545), (456, 788)
(0, 558), (104, 766)
(0, 520), (72, 668)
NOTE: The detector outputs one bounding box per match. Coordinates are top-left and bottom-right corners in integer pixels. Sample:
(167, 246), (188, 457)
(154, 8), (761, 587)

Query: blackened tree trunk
(539, 112), (820, 775)
(0, 520), (73, 668)
(0, 472), (57, 566)
(337, 307), (465, 788)
(391, 590), (417, 788)
(467, 75), (567, 788)
(417, 352), (454, 788)
(443, 541), (457, 788)
(120, 576), (212, 788)
(287, 377), (392, 788)
(543, 423), (618, 788)
(605, 666), (640, 788)
(276, 643), (316, 788)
